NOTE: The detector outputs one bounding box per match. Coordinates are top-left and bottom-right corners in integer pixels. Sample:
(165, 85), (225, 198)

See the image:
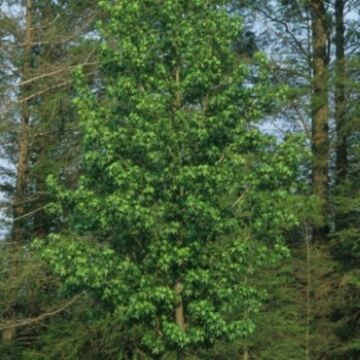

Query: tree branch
(0, 293), (84, 331)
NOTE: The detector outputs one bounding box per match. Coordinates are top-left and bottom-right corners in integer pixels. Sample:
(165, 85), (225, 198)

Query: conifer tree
(0, 0), (99, 350)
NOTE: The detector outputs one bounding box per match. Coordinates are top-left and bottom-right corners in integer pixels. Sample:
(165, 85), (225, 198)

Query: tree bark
(5, 0), (33, 343)
(13, 0), (33, 244)
(243, 346), (249, 360)
(310, 0), (329, 242)
(175, 281), (186, 331)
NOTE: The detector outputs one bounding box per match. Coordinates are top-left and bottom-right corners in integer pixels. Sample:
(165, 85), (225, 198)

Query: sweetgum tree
(36, 0), (305, 357)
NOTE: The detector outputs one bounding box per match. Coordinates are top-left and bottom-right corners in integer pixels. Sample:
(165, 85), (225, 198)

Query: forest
(0, 0), (359, 359)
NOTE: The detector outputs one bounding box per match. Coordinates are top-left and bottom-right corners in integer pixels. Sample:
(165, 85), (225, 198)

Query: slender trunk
(335, 0), (347, 231)
(4, 0), (33, 343)
(175, 281), (185, 360)
(13, 0), (33, 244)
(2, 328), (16, 343)
(174, 66), (185, 332)
(175, 281), (186, 330)
(243, 346), (249, 360)
(310, 0), (329, 242)
(174, 59), (185, 360)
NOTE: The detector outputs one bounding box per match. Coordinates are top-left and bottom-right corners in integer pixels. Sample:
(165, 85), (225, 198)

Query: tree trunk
(335, 0), (347, 231)
(310, 0), (329, 242)
(13, 0), (33, 244)
(175, 281), (186, 330)
(175, 281), (186, 360)
(4, 0), (33, 343)
(243, 346), (249, 360)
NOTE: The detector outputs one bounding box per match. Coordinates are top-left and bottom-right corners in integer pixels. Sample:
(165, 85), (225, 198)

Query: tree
(310, 0), (330, 243)
(0, 0), (99, 240)
(0, 0), (99, 349)
(37, 0), (305, 357)
(13, 0), (33, 245)
(228, 1), (358, 359)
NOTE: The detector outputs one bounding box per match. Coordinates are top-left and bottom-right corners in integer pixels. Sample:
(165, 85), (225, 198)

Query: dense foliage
(36, 0), (304, 356)
(0, 0), (359, 359)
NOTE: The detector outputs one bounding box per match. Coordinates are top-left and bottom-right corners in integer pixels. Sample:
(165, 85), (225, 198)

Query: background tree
(0, 0), (99, 352)
(231, 0), (360, 358)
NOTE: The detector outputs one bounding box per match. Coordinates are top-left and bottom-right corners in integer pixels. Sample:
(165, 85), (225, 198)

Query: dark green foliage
(332, 179), (360, 358)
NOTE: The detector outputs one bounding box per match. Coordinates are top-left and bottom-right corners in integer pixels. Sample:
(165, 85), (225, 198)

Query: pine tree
(0, 0), (99, 351)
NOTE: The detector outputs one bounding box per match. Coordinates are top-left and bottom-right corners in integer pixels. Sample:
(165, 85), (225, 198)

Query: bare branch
(0, 293), (84, 331)
(14, 62), (97, 89)
(13, 205), (49, 222)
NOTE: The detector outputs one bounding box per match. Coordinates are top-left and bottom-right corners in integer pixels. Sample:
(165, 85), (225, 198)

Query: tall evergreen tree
(0, 0), (99, 350)
(231, 1), (359, 358)
(310, 0), (330, 243)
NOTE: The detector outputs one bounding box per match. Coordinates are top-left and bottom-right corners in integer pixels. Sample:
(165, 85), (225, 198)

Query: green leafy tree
(37, 0), (305, 357)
